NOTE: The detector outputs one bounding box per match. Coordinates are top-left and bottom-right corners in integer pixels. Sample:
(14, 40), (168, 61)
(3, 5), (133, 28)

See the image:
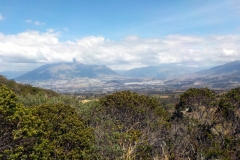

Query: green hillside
(1, 76), (240, 159)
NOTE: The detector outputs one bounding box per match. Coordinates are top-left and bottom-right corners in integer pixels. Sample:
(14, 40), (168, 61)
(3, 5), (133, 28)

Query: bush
(0, 84), (96, 159)
(31, 103), (97, 159)
(96, 90), (168, 159)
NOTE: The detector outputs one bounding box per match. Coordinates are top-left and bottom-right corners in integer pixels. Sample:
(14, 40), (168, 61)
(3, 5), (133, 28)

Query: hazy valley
(1, 60), (238, 94)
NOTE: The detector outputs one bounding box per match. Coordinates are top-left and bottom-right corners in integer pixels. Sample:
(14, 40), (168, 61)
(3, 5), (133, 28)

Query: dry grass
(80, 99), (94, 104)
(159, 95), (169, 98)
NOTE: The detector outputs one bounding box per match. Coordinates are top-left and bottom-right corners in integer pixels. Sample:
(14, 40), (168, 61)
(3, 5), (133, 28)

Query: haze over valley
(1, 60), (237, 93)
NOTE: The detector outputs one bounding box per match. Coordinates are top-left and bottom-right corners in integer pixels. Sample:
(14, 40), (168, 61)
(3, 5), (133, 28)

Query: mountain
(0, 71), (28, 79)
(119, 64), (202, 79)
(195, 60), (240, 76)
(15, 62), (119, 81)
(192, 60), (240, 86)
(13, 60), (240, 92)
(166, 60), (240, 89)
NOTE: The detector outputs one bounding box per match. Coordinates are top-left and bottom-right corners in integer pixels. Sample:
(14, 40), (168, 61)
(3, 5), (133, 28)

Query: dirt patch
(80, 100), (93, 104)
(160, 96), (169, 98)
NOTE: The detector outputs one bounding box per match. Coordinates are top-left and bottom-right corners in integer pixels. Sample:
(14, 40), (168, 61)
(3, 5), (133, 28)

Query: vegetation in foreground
(0, 76), (240, 159)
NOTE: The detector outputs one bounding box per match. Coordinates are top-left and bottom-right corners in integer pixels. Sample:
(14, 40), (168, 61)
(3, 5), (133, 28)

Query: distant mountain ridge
(15, 61), (240, 82)
(165, 60), (240, 89)
(195, 60), (240, 76)
(119, 64), (202, 79)
(15, 62), (119, 81)
(12, 60), (240, 91)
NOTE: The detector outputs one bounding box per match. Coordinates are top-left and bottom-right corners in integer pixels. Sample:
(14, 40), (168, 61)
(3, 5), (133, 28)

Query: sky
(0, 0), (240, 71)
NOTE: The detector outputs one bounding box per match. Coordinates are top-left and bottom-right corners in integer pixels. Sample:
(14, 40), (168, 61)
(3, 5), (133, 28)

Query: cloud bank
(0, 30), (240, 71)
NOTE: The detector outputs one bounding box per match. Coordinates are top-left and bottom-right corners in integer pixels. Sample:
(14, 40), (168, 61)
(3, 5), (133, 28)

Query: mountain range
(182, 60), (240, 82)
(1, 60), (240, 92)
(165, 60), (240, 89)
(14, 60), (240, 81)
(193, 60), (240, 77)
(15, 62), (118, 81)
(117, 64), (202, 78)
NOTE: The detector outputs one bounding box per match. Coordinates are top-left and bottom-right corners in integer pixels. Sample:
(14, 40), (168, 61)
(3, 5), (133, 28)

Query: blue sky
(0, 0), (240, 71)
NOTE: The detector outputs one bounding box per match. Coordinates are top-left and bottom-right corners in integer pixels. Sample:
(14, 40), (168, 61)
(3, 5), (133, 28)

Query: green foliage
(215, 87), (240, 159)
(97, 90), (168, 159)
(168, 87), (240, 159)
(18, 93), (80, 107)
(0, 83), (19, 115)
(0, 85), (96, 159)
(99, 90), (168, 130)
(0, 84), (41, 159)
(218, 87), (240, 120)
(31, 103), (96, 159)
(178, 87), (217, 111)
(2, 79), (240, 159)
(135, 141), (153, 160)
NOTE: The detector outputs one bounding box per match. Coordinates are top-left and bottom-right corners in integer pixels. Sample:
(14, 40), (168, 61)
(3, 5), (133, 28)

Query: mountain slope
(193, 60), (240, 85)
(166, 60), (240, 89)
(120, 64), (201, 79)
(196, 60), (240, 76)
(15, 62), (118, 81)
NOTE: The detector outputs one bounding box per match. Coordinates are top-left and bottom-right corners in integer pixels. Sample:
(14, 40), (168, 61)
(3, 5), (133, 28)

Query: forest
(0, 75), (240, 159)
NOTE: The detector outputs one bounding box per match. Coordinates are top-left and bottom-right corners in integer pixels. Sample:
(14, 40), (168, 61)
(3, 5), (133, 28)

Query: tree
(98, 90), (169, 159)
(31, 103), (96, 159)
(214, 87), (240, 159)
(0, 84), (96, 159)
(169, 88), (218, 159)
(0, 84), (41, 159)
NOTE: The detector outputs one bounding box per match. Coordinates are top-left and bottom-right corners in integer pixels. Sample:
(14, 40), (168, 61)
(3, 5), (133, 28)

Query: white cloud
(25, 20), (45, 26)
(0, 13), (4, 21)
(0, 31), (240, 71)
(222, 49), (236, 56)
(34, 21), (45, 25)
